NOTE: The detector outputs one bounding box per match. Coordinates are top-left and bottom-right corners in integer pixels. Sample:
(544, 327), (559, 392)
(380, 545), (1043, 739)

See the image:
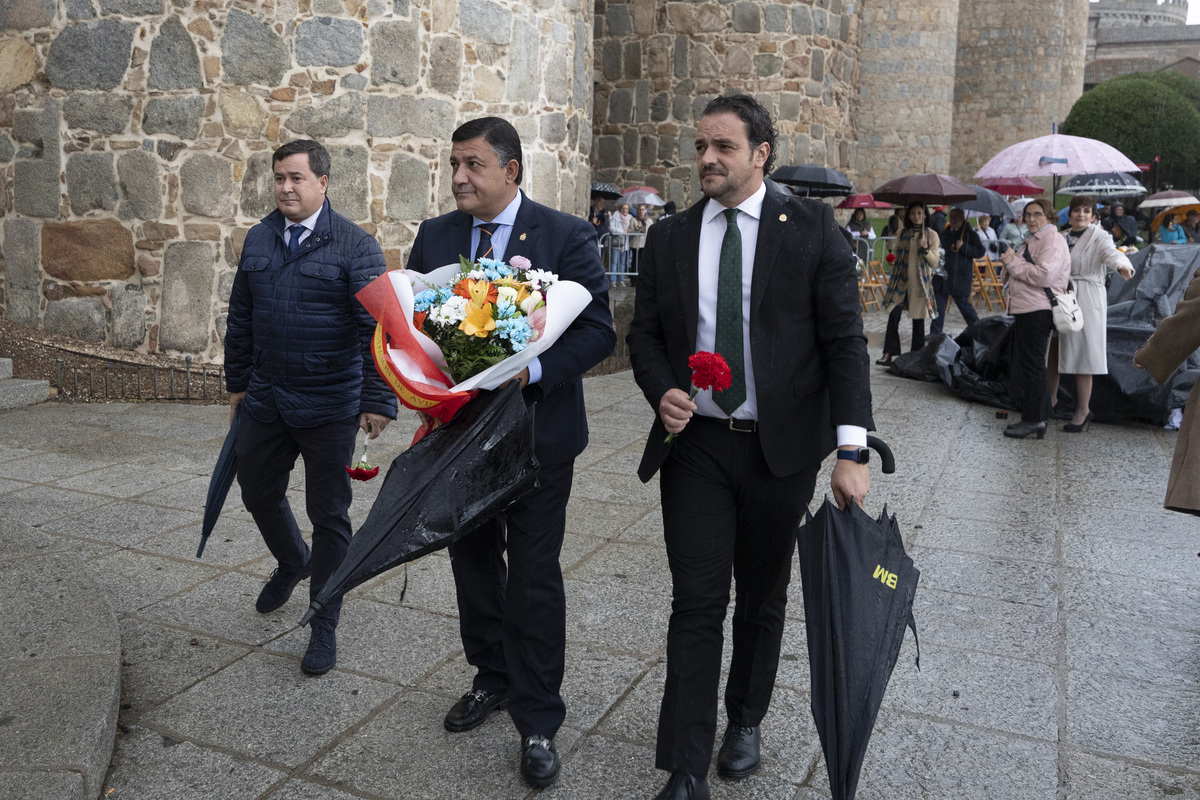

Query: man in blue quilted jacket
(224, 139), (397, 676)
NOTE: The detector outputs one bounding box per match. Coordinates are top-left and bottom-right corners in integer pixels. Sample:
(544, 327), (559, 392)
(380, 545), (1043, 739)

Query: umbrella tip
(195, 539), (207, 559)
(298, 606), (317, 627)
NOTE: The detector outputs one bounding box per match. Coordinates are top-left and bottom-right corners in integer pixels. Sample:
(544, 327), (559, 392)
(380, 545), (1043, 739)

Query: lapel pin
(519, 232), (527, 241)
(779, 214), (787, 222)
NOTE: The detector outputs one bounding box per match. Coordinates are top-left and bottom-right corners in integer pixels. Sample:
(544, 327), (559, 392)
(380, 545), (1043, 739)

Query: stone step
(0, 357), (11, 380)
(0, 378), (50, 411)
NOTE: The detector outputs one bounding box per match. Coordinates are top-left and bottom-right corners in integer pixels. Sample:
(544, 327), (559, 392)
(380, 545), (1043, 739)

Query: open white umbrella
(975, 134), (1139, 179)
(1139, 190), (1200, 210)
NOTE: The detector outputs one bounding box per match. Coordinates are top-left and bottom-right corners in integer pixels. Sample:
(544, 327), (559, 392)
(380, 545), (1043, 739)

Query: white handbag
(1043, 284), (1084, 333)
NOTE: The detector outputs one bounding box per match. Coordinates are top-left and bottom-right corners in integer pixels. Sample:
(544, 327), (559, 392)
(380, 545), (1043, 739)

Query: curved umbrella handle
(866, 435), (895, 475)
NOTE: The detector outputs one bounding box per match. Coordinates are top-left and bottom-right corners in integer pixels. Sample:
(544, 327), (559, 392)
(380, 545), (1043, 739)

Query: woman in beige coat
(1047, 195), (1134, 432)
(878, 201), (940, 365)
(1135, 268), (1200, 515)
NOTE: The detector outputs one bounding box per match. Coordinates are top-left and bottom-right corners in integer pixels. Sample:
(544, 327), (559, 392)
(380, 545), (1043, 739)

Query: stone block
(678, 125), (696, 164)
(672, 95), (690, 122)
(608, 88), (632, 124)
(792, 5), (812, 35)
(3, 218), (41, 326)
(0, 134), (12, 163)
(110, 284), (146, 349)
(149, 16), (202, 91)
(219, 90), (265, 139)
(429, 36), (462, 95)
(160, 242), (216, 353)
(46, 21), (136, 91)
(0, 0), (54, 29)
(812, 49), (824, 81)
(341, 73), (366, 89)
(117, 150), (162, 221)
(367, 96), (455, 139)
(285, 93), (364, 139)
(505, 19), (539, 102)
(99, 0), (162, 12)
(755, 53), (782, 77)
(460, 0), (510, 44)
(602, 39), (622, 82)
(142, 97), (204, 140)
(386, 152), (429, 222)
(64, 93), (134, 135)
(606, 5), (631, 36)
(596, 136), (621, 169)
(639, 134), (656, 166)
(369, 20), (419, 86)
(0, 38), (37, 93)
(572, 19), (588, 108)
(539, 112), (566, 145)
(42, 220), (135, 282)
(65, 0), (95, 18)
(765, 4), (788, 32)
(635, 80), (649, 124)
(14, 162), (61, 219)
(650, 92), (669, 122)
(222, 9), (289, 86)
(674, 34), (688, 79)
(326, 145), (369, 222)
(623, 40), (641, 80)
(14, 98), (60, 164)
(733, 2), (760, 32)
(622, 129), (638, 167)
(66, 152), (117, 216)
(217, 270), (236, 303)
(180, 154), (234, 218)
(780, 92), (801, 123)
(812, 8), (828, 36)
(44, 297), (106, 342)
(296, 17), (364, 68)
(239, 152), (276, 220)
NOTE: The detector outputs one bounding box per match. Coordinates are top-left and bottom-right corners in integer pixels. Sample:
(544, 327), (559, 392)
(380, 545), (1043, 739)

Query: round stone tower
(590, 0), (863, 208)
(0, 0), (592, 360)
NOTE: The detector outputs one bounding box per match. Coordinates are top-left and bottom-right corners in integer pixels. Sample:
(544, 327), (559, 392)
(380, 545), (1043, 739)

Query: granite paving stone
(0, 772), (87, 800)
(140, 517), (265, 567)
(84, 549), (221, 614)
(139, 572), (306, 646)
(1, 484), (114, 526)
(1061, 749), (1200, 799)
(37, 499), (196, 547)
(1, 550), (120, 661)
(363, 552), (459, 616)
(1065, 611), (1200, 689)
(1060, 567), (1200, 633)
(1067, 670), (1200, 769)
(116, 618), (250, 717)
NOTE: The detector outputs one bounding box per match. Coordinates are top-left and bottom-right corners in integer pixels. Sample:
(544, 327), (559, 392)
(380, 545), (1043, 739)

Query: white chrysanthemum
(430, 295), (468, 325)
(525, 269), (558, 290)
(465, 269), (487, 281)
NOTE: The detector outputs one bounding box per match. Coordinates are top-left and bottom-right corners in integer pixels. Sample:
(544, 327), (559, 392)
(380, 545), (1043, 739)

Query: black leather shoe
(652, 772), (710, 800)
(1003, 421), (1047, 440)
(443, 689), (508, 733)
(520, 735), (560, 787)
(716, 723), (761, 779)
(300, 623), (336, 675)
(255, 558), (312, 613)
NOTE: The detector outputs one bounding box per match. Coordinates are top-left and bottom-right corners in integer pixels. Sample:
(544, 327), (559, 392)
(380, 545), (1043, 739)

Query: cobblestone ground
(1, 303), (1198, 799)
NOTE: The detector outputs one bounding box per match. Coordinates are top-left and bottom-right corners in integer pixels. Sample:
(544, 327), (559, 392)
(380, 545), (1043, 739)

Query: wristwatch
(836, 447), (870, 465)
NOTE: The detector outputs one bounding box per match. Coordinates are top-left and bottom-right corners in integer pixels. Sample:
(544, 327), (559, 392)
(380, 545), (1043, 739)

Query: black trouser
(235, 413), (358, 626)
(450, 460), (574, 739)
(883, 303), (926, 356)
(930, 290), (979, 335)
(655, 416), (817, 776)
(1010, 310), (1054, 423)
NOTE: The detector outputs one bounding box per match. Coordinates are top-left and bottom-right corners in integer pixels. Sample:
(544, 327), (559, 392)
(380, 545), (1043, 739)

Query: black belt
(695, 415), (758, 433)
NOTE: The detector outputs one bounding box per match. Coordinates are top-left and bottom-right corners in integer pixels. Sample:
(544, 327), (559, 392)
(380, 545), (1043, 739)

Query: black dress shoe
(520, 735), (560, 787)
(1003, 420), (1046, 440)
(652, 772), (710, 800)
(256, 557), (313, 613)
(300, 623), (336, 675)
(717, 723), (761, 779)
(443, 689), (508, 733)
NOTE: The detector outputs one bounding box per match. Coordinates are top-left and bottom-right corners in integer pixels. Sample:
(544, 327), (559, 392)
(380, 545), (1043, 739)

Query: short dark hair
(903, 200), (928, 229)
(1024, 197), (1055, 220)
(272, 139), (331, 180)
(452, 117), (523, 185)
(1068, 195), (1096, 215)
(701, 94), (778, 175)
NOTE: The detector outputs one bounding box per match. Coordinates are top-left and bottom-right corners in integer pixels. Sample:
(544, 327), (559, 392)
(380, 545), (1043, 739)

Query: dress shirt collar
(473, 191), (522, 229)
(702, 181), (766, 227)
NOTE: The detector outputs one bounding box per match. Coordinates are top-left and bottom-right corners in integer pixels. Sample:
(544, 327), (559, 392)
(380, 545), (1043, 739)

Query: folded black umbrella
(299, 380), (539, 626)
(197, 405), (241, 558)
(798, 492), (919, 800)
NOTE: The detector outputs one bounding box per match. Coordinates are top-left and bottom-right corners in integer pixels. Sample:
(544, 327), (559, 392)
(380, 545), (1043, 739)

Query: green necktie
(714, 208), (746, 415)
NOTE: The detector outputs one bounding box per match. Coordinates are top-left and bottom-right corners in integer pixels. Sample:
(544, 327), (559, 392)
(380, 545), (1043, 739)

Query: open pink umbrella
(975, 133), (1138, 179)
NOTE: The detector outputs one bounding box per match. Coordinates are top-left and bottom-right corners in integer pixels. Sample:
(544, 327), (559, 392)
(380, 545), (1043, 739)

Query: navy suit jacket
(406, 190), (616, 465)
(627, 189), (875, 481)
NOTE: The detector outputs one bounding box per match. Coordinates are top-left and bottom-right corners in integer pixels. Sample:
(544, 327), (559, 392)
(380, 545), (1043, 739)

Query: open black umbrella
(873, 173), (976, 205)
(798, 438), (918, 800)
(772, 164), (853, 197)
(952, 185), (1016, 220)
(591, 181), (622, 200)
(197, 405), (241, 558)
(299, 380), (539, 626)
(1058, 172), (1146, 198)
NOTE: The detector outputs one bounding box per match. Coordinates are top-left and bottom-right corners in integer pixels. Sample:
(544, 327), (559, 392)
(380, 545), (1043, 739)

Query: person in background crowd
(660, 200), (677, 218)
(1105, 202), (1139, 246)
(931, 208), (983, 336)
(1181, 210), (1200, 243)
(1047, 195), (1133, 433)
(628, 203), (653, 279)
(884, 212), (902, 253)
(878, 200), (940, 366)
(847, 207), (877, 261)
(998, 197), (1070, 440)
(1158, 214), (1188, 245)
(588, 196), (609, 236)
(927, 205), (947, 232)
(609, 202), (634, 286)
(976, 214), (999, 256)
(999, 215), (1025, 251)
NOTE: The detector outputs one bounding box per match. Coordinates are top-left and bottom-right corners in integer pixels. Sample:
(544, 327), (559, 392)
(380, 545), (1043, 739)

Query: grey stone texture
(385, 151), (429, 221)
(367, 95), (455, 139)
(45, 21), (137, 91)
(239, 152), (276, 220)
(180, 153), (234, 218)
(148, 15), (203, 91)
(285, 93), (365, 139)
(326, 145), (369, 222)
(13, 162), (60, 220)
(64, 93), (134, 135)
(506, 19), (540, 101)
(221, 9), (289, 86)
(66, 152), (117, 216)
(65, 0), (96, 19)
(370, 19), (420, 86)
(0, 134), (13, 163)
(110, 284), (146, 349)
(43, 298), (106, 342)
(0, 0), (54, 29)
(160, 241), (216, 352)
(428, 36), (462, 95)
(12, 99), (62, 219)
(3, 217), (42, 326)
(460, 0), (510, 44)
(99, 0), (162, 13)
(117, 149), (162, 221)
(142, 96), (205, 140)
(296, 16), (364, 68)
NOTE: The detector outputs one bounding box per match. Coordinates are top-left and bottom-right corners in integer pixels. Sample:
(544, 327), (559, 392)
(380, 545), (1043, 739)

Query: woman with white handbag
(1047, 195), (1134, 432)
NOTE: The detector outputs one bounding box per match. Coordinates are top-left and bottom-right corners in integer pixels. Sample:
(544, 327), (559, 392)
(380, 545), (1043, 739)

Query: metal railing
(600, 231), (645, 286)
(52, 355), (229, 404)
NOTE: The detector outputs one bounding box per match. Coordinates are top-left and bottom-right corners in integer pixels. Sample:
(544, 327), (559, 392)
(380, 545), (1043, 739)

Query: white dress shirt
(284, 206), (323, 248)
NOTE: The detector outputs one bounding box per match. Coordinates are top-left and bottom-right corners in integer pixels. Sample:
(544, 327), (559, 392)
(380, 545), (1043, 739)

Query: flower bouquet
(355, 254), (592, 442)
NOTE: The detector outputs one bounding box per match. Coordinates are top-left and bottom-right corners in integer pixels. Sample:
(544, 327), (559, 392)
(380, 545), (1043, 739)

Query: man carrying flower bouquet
(627, 95), (874, 800)
(225, 139), (397, 676)
(405, 117), (615, 788)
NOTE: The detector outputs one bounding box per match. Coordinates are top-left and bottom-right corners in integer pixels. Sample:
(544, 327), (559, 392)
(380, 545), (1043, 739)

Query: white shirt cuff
(836, 425), (868, 448)
(527, 357), (542, 385)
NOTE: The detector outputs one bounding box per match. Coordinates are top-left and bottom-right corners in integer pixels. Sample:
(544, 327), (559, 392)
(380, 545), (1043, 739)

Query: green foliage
(1064, 74), (1200, 191)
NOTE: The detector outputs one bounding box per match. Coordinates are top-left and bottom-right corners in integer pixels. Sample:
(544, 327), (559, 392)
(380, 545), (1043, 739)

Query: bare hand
(1118, 265), (1134, 280)
(831, 454), (870, 511)
(229, 391), (245, 426)
(659, 388), (696, 435)
(516, 367), (530, 388)
(359, 412), (391, 439)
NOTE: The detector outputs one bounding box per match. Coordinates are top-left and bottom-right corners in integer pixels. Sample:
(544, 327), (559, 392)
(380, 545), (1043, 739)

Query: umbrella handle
(299, 601), (321, 628)
(866, 435), (895, 474)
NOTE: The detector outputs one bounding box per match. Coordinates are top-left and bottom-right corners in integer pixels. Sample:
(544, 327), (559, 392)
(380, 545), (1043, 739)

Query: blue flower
(495, 317), (534, 351)
(413, 289), (438, 312)
(495, 299), (518, 319)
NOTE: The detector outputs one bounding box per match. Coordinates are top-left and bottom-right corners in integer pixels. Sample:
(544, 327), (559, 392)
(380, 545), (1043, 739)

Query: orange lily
(453, 278), (498, 306)
(459, 302), (496, 337)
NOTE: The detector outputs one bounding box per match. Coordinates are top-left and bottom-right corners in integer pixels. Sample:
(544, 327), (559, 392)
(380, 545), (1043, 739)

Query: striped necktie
(474, 222), (499, 261)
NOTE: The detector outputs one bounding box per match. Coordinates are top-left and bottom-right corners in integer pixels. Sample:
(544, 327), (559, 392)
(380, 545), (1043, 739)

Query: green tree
(1064, 75), (1200, 192)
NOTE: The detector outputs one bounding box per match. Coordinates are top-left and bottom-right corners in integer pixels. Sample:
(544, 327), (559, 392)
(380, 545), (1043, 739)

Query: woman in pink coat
(998, 198), (1071, 439)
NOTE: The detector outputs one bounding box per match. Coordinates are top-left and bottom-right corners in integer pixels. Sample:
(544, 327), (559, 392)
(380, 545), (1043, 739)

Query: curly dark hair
(701, 94), (778, 175)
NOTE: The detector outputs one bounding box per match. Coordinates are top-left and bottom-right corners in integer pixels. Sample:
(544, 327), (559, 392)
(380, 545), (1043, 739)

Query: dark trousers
(883, 303), (926, 356)
(930, 291), (979, 335)
(1011, 310), (1054, 423)
(655, 417), (817, 776)
(235, 413), (358, 626)
(450, 460), (574, 738)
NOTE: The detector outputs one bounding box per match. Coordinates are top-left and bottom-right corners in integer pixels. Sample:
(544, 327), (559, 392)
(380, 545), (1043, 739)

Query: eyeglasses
(1025, 211), (1046, 219)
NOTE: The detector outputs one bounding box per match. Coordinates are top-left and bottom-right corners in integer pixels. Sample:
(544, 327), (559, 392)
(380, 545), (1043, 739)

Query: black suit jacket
(627, 189), (874, 481)
(406, 190), (616, 465)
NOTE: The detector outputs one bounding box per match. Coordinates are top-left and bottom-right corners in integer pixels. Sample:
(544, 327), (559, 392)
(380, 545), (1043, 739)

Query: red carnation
(665, 351), (732, 443)
(346, 439), (380, 481)
(885, 253), (896, 263)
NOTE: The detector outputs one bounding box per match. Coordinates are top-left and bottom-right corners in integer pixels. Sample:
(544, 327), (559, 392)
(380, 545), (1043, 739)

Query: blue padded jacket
(224, 199), (397, 427)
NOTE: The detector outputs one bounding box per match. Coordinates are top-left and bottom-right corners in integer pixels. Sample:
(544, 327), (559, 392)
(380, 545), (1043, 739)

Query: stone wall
(0, 0), (592, 360)
(855, 0), (959, 194)
(950, 0), (1089, 183)
(590, 0), (863, 208)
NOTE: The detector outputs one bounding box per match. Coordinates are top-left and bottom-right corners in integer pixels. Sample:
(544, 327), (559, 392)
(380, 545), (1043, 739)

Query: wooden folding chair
(859, 259), (882, 312)
(973, 257), (1006, 311)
